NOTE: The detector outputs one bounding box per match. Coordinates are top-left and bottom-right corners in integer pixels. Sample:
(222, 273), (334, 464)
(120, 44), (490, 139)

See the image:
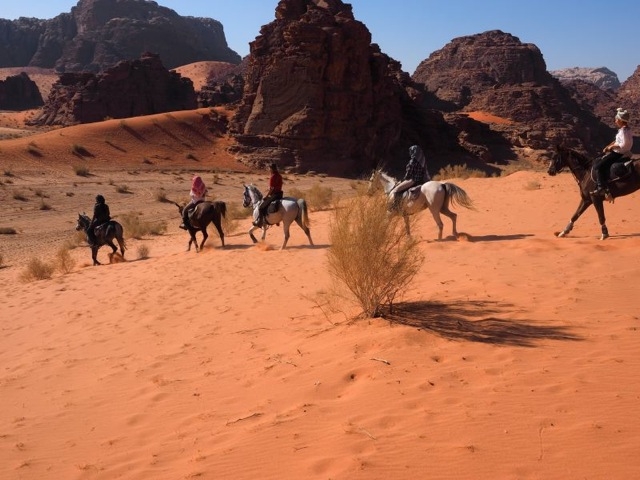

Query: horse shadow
(454, 233), (534, 242)
(384, 300), (581, 347)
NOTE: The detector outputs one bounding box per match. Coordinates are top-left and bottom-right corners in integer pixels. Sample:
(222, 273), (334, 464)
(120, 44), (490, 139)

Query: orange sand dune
(2, 164), (640, 479)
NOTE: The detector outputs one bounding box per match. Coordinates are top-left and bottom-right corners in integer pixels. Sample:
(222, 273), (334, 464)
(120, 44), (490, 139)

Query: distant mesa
(550, 67), (621, 91)
(0, 0), (241, 73)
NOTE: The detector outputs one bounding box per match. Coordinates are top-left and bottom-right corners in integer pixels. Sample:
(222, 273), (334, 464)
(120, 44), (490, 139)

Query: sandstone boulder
(0, 72), (44, 110)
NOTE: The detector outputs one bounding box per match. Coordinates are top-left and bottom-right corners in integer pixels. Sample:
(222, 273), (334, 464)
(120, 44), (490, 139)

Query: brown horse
(174, 201), (226, 251)
(547, 145), (640, 239)
(76, 213), (126, 265)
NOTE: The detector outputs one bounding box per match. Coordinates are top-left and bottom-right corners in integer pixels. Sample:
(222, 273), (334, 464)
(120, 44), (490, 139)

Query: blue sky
(2, 0), (638, 81)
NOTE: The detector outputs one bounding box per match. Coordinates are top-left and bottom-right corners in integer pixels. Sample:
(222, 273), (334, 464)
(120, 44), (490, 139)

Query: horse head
(243, 184), (262, 208)
(549, 145), (591, 176)
(76, 212), (90, 231)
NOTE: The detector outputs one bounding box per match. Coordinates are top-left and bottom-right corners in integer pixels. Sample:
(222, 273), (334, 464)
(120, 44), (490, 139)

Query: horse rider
(89, 194), (111, 245)
(180, 175), (208, 229)
(591, 108), (633, 197)
(255, 162), (283, 227)
(390, 145), (430, 210)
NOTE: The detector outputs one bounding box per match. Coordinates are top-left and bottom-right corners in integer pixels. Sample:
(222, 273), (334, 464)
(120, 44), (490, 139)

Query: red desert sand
(2, 109), (640, 478)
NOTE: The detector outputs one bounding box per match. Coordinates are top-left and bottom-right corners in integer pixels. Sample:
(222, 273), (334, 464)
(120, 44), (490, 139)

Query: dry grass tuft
(221, 201), (249, 236)
(20, 257), (55, 282)
(137, 244), (150, 260)
(55, 247), (76, 274)
(119, 213), (167, 239)
(327, 194), (424, 318)
(434, 164), (486, 180)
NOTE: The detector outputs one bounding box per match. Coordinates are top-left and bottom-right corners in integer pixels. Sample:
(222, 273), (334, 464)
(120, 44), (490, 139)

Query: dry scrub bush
(137, 244), (150, 260)
(289, 184), (334, 211)
(55, 247), (76, 274)
(222, 201), (249, 235)
(434, 164), (486, 180)
(119, 213), (167, 239)
(21, 257), (55, 282)
(327, 194), (424, 318)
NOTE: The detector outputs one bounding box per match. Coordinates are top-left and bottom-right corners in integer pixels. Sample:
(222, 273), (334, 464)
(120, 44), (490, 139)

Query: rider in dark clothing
(88, 194), (111, 244)
(391, 145), (430, 210)
(255, 163), (283, 227)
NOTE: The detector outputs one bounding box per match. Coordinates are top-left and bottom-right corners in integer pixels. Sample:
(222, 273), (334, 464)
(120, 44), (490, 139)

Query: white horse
(242, 184), (313, 250)
(369, 169), (475, 239)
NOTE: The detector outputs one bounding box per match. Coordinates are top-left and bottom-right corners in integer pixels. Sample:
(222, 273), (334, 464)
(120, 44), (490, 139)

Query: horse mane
(557, 145), (593, 167)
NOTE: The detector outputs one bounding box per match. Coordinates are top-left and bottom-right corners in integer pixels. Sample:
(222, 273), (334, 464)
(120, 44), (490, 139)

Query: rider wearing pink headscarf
(180, 175), (208, 229)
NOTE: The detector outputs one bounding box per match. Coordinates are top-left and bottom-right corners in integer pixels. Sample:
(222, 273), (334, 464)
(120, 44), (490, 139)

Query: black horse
(76, 213), (126, 265)
(174, 201), (226, 251)
(548, 145), (640, 239)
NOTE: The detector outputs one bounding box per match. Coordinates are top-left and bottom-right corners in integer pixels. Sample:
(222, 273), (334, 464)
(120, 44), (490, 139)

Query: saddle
(266, 199), (280, 215)
(608, 159), (634, 182)
(186, 201), (205, 228)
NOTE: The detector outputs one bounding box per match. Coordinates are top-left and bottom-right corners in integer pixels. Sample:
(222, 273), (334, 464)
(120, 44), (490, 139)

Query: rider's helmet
(96, 194), (105, 204)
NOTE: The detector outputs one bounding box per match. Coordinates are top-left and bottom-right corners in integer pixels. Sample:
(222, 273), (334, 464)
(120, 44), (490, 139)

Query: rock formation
(550, 67), (621, 91)
(0, 0), (240, 73)
(0, 72), (44, 110)
(228, 0), (459, 175)
(30, 52), (196, 126)
(412, 30), (611, 154)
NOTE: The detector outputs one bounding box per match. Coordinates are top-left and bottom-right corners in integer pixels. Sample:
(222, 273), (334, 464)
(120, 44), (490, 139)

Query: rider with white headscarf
(390, 145), (430, 207)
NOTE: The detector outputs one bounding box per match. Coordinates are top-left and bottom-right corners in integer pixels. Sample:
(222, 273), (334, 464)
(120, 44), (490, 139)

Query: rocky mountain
(228, 0), (463, 176)
(29, 52), (196, 126)
(412, 30), (612, 156)
(550, 67), (621, 91)
(0, 72), (44, 110)
(617, 65), (640, 118)
(0, 0), (240, 73)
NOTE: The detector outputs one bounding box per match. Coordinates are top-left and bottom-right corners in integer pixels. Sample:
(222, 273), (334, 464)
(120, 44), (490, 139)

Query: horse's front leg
(592, 198), (609, 240)
(280, 224), (290, 250)
(92, 246), (101, 266)
(248, 225), (259, 244)
(187, 231), (196, 251)
(557, 198), (591, 238)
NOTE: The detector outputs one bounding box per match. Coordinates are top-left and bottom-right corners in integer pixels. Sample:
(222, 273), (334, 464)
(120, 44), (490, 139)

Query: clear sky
(2, 0), (638, 81)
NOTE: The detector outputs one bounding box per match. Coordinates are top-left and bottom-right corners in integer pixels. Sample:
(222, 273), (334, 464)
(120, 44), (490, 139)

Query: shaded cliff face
(0, 0), (240, 72)
(412, 30), (611, 154)
(0, 72), (44, 110)
(229, 0), (456, 175)
(30, 52), (196, 126)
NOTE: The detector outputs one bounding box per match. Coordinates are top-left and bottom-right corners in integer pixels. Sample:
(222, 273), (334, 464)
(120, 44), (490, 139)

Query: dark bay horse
(548, 145), (640, 239)
(76, 213), (126, 266)
(174, 201), (226, 252)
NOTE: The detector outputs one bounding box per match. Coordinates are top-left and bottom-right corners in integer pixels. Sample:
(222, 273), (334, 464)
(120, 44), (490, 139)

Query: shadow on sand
(383, 300), (581, 347)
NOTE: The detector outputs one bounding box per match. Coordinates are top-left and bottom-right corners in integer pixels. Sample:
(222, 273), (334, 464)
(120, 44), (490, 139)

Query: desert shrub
(39, 199), (52, 211)
(185, 152), (197, 160)
(154, 188), (169, 203)
(115, 184), (131, 194)
(20, 257), (55, 282)
(73, 165), (90, 177)
(137, 244), (150, 260)
(221, 201), (250, 235)
(0, 227), (17, 235)
(71, 144), (91, 157)
(13, 193), (28, 201)
(288, 185), (333, 211)
(327, 194), (424, 318)
(55, 247), (76, 274)
(119, 213), (167, 239)
(434, 164), (486, 180)
(524, 180), (542, 190)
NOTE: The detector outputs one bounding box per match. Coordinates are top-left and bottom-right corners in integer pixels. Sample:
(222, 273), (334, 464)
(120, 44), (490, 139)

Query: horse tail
(215, 201), (227, 218)
(114, 222), (127, 251)
(298, 198), (311, 227)
(444, 183), (475, 210)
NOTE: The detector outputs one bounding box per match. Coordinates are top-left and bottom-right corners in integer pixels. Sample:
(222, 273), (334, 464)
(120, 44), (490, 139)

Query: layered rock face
(0, 72), (44, 110)
(229, 0), (454, 175)
(412, 30), (611, 153)
(30, 52), (196, 126)
(0, 0), (240, 72)
(550, 67), (621, 91)
(617, 66), (640, 121)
